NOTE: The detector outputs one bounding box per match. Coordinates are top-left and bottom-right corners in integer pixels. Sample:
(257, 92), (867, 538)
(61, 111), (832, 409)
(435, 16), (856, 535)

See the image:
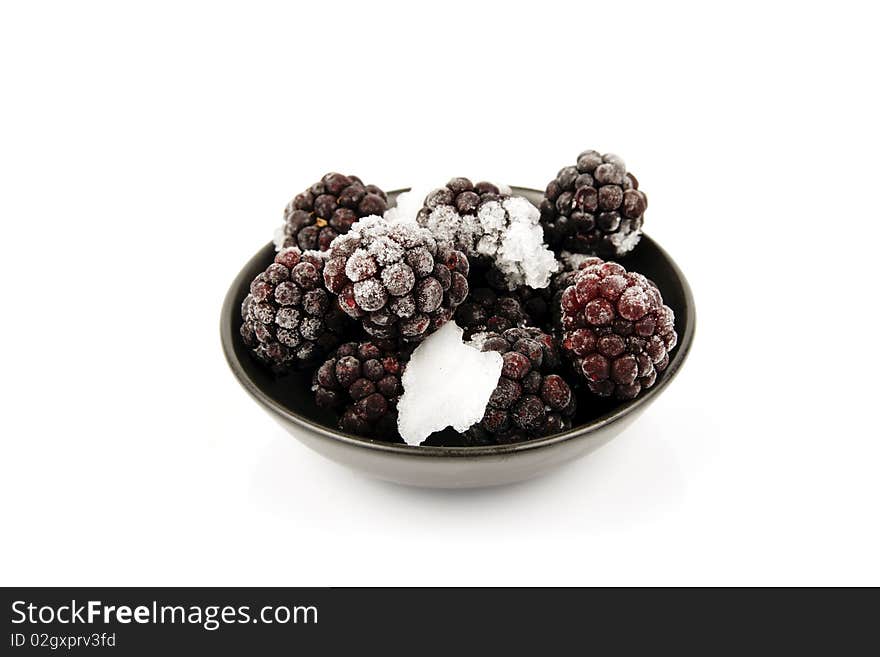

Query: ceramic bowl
(221, 187), (695, 488)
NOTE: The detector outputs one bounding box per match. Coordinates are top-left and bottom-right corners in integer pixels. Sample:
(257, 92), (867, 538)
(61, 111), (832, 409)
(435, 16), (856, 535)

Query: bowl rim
(220, 187), (696, 459)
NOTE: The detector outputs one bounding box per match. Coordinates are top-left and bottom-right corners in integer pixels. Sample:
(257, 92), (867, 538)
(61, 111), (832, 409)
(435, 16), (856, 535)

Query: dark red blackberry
(560, 259), (677, 400)
(313, 340), (408, 441)
(323, 216), (470, 343)
(454, 287), (533, 338)
(277, 173), (388, 252)
(464, 328), (576, 445)
(540, 151), (647, 258)
(240, 247), (352, 372)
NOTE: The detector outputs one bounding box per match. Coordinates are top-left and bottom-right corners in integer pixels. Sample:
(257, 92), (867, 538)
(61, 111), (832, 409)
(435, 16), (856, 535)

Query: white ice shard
(397, 321), (503, 445)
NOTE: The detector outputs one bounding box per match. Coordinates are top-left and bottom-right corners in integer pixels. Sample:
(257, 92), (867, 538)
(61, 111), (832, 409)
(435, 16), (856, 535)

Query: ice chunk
(384, 186), (432, 223)
(273, 225), (287, 252)
(397, 321), (503, 445)
(606, 226), (642, 255)
(482, 197), (559, 290)
(559, 250), (599, 272)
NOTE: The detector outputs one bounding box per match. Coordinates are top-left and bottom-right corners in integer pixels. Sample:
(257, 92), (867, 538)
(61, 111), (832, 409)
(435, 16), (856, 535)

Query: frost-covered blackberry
(240, 247), (352, 372)
(416, 178), (506, 253)
(323, 216), (470, 343)
(417, 178), (558, 291)
(275, 173), (388, 252)
(540, 151), (647, 258)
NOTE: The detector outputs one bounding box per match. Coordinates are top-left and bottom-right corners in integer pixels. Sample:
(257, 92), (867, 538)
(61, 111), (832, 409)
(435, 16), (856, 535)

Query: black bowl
(221, 187), (695, 488)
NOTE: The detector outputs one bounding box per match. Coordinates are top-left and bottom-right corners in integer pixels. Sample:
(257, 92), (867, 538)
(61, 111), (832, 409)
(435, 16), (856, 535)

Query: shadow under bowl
(221, 187), (696, 488)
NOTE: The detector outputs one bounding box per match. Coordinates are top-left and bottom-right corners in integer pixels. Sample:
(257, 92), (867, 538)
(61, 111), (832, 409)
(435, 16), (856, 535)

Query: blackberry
(240, 247), (352, 372)
(416, 177), (506, 256)
(323, 216), (470, 343)
(313, 340), (408, 441)
(417, 177), (505, 226)
(455, 287), (533, 338)
(540, 151), (647, 258)
(464, 328), (576, 445)
(560, 259), (677, 400)
(418, 180), (560, 294)
(277, 173), (388, 252)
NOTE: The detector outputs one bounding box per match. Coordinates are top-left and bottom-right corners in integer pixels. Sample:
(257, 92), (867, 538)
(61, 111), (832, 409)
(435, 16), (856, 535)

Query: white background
(1, 1), (878, 586)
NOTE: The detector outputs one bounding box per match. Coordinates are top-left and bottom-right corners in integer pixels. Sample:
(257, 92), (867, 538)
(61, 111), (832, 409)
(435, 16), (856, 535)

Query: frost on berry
(559, 257), (677, 400)
(416, 277), (443, 313)
(353, 278), (388, 312)
(405, 247), (434, 277)
(381, 262), (415, 296)
(345, 249), (377, 282)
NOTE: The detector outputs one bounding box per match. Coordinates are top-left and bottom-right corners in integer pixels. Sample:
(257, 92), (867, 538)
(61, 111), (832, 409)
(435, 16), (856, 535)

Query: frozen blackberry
(313, 340), (408, 441)
(455, 287), (533, 338)
(240, 247), (352, 372)
(540, 151), (647, 258)
(323, 216), (470, 343)
(560, 259), (677, 400)
(464, 328), (576, 445)
(420, 186), (559, 291)
(417, 178), (505, 226)
(416, 178), (506, 256)
(276, 173), (388, 252)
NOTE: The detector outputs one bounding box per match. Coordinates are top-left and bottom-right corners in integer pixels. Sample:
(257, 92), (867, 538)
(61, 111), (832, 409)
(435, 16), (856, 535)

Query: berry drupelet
(323, 216), (470, 343)
(313, 340), (408, 441)
(465, 328), (576, 445)
(540, 150), (647, 258)
(560, 259), (677, 400)
(240, 247), (352, 372)
(277, 173), (388, 252)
